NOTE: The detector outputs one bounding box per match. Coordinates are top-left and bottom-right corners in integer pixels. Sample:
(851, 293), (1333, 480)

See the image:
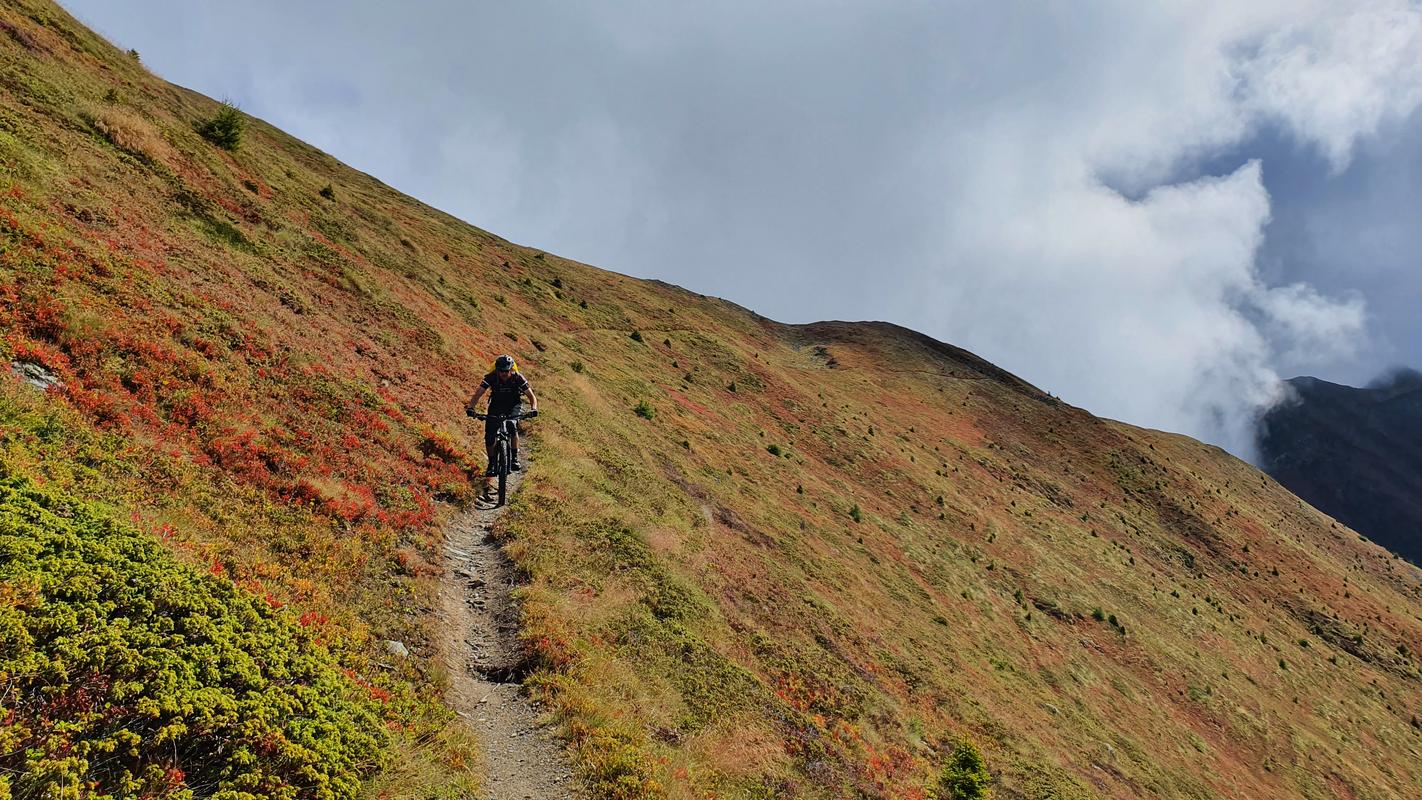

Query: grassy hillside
(2, 2), (1421, 797)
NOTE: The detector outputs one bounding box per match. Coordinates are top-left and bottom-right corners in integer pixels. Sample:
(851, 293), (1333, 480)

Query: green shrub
(634, 400), (654, 420)
(196, 101), (245, 150)
(629, 330), (644, 343)
(0, 472), (387, 798)
(937, 738), (992, 799)
(766, 444), (782, 457)
(320, 183), (337, 200)
(849, 504), (862, 523)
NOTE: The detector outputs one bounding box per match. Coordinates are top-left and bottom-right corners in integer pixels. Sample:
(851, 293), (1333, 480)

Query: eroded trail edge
(438, 467), (580, 799)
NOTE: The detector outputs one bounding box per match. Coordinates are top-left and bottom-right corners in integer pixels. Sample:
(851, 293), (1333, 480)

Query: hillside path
(438, 462), (581, 799)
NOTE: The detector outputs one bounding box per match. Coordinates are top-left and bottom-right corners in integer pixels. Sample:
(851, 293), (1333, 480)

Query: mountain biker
(465, 354), (537, 474)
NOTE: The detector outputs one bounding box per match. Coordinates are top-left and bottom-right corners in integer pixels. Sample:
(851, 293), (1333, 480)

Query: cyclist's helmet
(494, 354), (516, 372)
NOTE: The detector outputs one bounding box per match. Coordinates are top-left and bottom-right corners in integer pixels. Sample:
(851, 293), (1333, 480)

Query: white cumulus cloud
(1238, 0), (1422, 172)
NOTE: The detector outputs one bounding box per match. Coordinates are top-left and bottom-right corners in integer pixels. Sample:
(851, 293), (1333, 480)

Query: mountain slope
(2, 2), (1421, 798)
(1260, 371), (1422, 565)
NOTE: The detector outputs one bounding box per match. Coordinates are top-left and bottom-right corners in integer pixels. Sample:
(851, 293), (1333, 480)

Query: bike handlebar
(469, 409), (538, 421)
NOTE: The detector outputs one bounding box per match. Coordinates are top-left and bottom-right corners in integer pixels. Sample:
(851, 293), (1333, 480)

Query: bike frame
(474, 410), (536, 506)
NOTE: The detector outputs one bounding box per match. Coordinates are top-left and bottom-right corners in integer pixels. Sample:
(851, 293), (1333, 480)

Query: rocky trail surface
(438, 462), (581, 799)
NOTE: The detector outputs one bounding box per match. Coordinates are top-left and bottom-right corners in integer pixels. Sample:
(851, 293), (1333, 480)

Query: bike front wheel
(497, 439), (509, 506)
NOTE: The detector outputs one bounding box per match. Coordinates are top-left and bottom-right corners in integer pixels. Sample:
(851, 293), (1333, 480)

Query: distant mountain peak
(1368, 366), (1422, 393)
(1286, 369), (1422, 402)
(1261, 366), (1422, 566)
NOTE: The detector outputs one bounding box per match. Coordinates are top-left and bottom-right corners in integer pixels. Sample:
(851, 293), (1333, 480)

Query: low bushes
(0, 472), (388, 799)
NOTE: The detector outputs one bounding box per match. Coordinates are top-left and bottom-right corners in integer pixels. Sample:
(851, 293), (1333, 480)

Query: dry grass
(87, 105), (179, 166)
(360, 721), (485, 800)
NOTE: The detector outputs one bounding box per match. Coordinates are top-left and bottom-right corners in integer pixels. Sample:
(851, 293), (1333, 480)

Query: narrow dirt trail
(438, 464), (581, 799)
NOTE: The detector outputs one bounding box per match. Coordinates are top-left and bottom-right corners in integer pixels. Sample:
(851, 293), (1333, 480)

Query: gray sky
(64, 1), (1422, 456)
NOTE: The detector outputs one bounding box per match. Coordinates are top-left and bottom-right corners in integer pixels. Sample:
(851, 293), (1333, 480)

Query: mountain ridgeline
(1260, 371), (1422, 566)
(2, 2), (1421, 798)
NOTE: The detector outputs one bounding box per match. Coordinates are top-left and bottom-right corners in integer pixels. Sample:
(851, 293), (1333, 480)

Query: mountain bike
(473, 410), (537, 506)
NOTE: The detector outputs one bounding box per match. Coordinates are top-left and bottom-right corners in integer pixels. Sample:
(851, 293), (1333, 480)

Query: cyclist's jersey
(481, 371), (530, 415)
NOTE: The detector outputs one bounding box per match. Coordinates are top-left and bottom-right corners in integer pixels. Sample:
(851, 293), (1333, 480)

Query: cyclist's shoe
(484, 464), (497, 477)
(510, 459), (523, 472)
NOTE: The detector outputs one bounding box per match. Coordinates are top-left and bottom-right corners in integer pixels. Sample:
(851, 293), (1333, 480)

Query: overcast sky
(64, 1), (1422, 457)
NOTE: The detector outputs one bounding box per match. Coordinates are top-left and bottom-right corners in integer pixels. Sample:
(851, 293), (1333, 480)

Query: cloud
(63, 0), (1422, 457)
(1250, 282), (1367, 368)
(897, 1), (1409, 453)
(1238, 0), (1422, 172)
(933, 159), (1283, 450)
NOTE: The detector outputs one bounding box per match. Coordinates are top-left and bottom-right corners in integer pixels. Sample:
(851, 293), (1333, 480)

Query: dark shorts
(484, 407), (522, 448)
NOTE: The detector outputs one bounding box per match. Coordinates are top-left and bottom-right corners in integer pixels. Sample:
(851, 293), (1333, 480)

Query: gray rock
(383, 639), (410, 658)
(10, 361), (61, 391)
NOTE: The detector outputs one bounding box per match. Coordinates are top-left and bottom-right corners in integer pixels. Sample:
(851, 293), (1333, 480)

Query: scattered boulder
(384, 639), (410, 658)
(10, 361), (61, 391)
